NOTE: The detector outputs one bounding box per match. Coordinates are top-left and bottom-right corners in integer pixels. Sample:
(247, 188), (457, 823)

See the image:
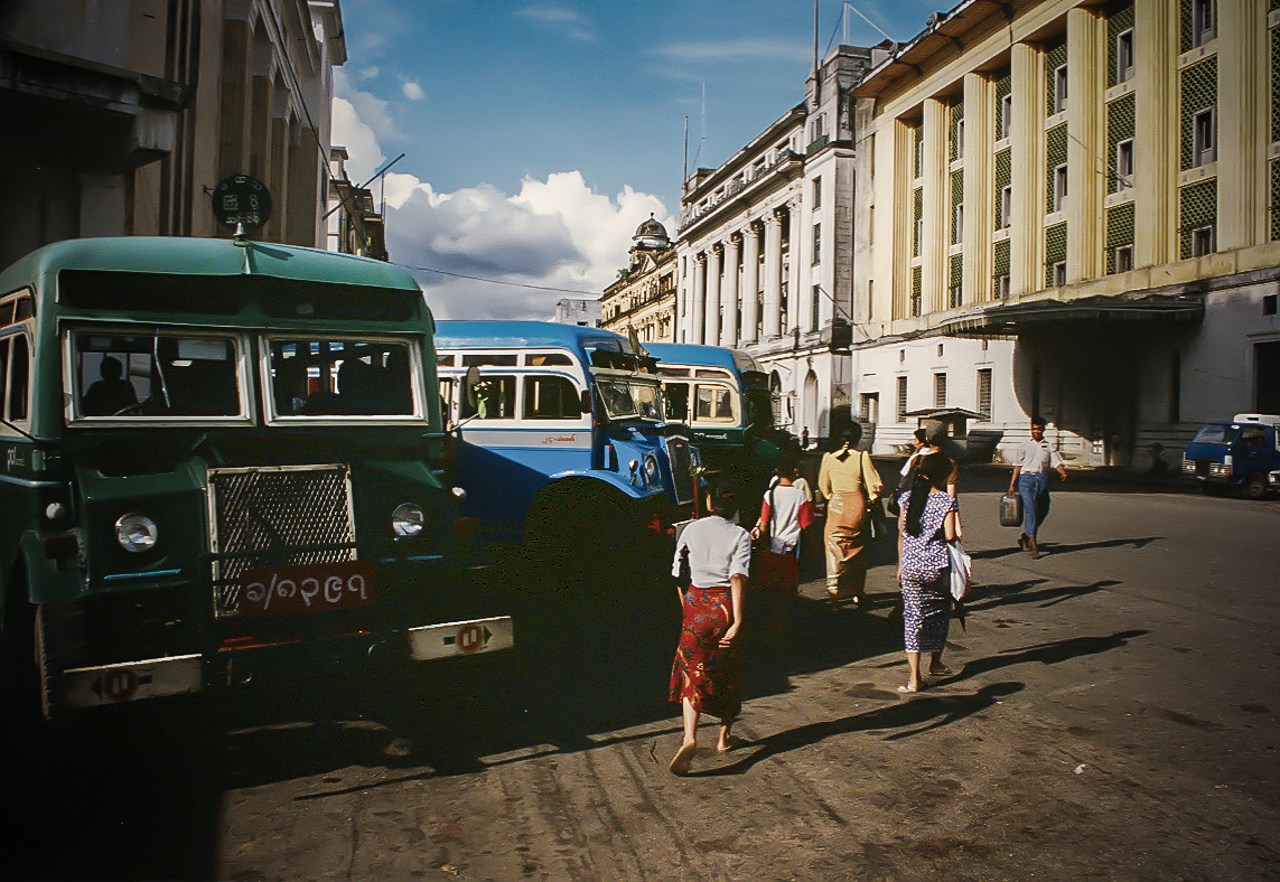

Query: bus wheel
(525, 485), (635, 583)
(1, 575), (53, 757)
(1243, 472), (1269, 500)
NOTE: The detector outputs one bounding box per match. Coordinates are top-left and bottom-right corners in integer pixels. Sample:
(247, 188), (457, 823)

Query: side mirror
(463, 365), (481, 410)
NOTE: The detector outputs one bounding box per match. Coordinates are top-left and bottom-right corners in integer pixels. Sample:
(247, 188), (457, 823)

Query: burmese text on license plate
(239, 561), (374, 617)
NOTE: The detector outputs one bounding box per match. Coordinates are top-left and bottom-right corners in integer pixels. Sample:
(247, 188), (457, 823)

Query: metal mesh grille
(992, 240), (1010, 277)
(1106, 203), (1136, 273)
(1272, 160), (1280, 241)
(994, 68), (1011, 139)
(1180, 179), (1217, 258)
(994, 149), (1011, 228)
(1107, 93), (1136, 192)
(666, 437), (695, 506)
(913, 124), (923, 179)
(1045, 223), (1068, 287)
(1046, 37), (1068, 116)
(1180, 58), (1217, 170)
(1046, 125), (1068, 213)
(1108, 3), (1135, 88)
(911, 265), (922, 317)
(950, 98), (964, 162)
(209, 465), (356, 615)
(913, 187), (923, 256)
(1272, 26), (1280, 144)
(951, 170), (964, 243)
(1180, 0), (1194, 52)
(949, 254), (963, 308)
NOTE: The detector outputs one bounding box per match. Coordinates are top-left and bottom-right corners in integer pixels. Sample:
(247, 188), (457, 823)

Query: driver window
(664, 383), (689, 422)
(523, 375), (581, 419)
(461, 374), (515, 419)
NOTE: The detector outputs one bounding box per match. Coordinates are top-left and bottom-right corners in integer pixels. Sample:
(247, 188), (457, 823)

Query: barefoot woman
(669, 479), (750, 776)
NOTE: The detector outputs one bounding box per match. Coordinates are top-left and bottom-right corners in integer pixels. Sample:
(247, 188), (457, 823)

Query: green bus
(0, 237), (512, 725)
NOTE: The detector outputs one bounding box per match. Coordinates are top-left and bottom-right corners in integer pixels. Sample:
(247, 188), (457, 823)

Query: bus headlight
(391, 503), (426, 538)
(115, 513), (159, 553)
(644, 454), (660, 484)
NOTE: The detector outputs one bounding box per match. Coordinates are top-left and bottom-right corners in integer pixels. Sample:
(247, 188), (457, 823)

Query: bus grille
(666, 437), (695, 506)
(208, 465), (357, 616)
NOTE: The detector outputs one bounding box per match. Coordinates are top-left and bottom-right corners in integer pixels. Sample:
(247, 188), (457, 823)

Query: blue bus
(644, 342), (794, 509)
(434, 322), (699, 563)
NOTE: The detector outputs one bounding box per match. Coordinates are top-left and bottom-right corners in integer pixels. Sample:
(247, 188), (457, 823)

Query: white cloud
(653, 38), (811, 66)
(332, 69), (401, 147)
(358, 65), (379, 80)
(332, 78), (670, 321)
(402, 80), (425, 101)
(515, 5), (595, 42)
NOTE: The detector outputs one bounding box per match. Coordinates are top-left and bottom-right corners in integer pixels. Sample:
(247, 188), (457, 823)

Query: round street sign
(212, 174), (273, 234)
(455, 623), (484, 654)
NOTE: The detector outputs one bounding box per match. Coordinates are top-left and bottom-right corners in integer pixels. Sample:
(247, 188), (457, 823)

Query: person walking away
(896, 452), (959, 692)
(750, 456), (815, 645)
(669, 479), (751, 775)
(818, 426), (885, 609)
(1007, 416), (1068, 560)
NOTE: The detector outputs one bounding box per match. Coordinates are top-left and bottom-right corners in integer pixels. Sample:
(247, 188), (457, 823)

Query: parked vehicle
(643, 342), (792, 508)
(434, 322), (699, 563)
(1182, 413), (1280, 499)
(0, 237), (512, 726)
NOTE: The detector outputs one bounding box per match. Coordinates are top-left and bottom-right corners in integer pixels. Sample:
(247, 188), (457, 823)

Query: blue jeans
(1018, 473), (1051, 538)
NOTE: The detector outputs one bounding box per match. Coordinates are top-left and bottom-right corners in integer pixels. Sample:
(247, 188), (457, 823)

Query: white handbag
(947, 540), (972, 601)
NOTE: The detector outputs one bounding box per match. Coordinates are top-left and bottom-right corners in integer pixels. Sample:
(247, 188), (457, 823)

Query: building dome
(632, 214), (670, 251)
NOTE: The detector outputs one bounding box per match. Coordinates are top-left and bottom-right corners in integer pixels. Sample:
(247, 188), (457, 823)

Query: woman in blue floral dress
(896, 452), (960, 693)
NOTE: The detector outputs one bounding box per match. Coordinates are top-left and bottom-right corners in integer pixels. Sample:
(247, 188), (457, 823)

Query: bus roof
(0, 237), (422, 294)
(434, 320), (633, 354)
(643, 342), (762, 375)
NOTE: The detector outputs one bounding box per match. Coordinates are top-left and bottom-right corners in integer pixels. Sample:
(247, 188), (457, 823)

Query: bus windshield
(595, 376), (663, 423)
(73, 329), (244, 418)
(268, 337), (415, 417)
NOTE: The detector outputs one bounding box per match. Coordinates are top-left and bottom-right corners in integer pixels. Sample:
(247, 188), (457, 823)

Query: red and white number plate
(238, 561), (374, 617)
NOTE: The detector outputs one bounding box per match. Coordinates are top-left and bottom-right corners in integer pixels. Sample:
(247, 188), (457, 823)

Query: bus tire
(1243, 472), (1269, 500)
(525, 483), (636, 581)
(1, 570), (54, 757)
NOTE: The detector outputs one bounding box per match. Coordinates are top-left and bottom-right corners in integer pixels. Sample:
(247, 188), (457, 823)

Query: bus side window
(0, 337), (8, 419)
(665, 384), (689, 423)
(523, 375), (581, 420)
(461, 375), (515, 419)
(7, 334), (29, 421)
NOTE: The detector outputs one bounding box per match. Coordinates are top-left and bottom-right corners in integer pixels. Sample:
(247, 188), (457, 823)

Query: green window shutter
(1046, 125), (1068, 213)
(1107, 94), (1136, 193)
(911, 265), (922, 317)
(1045, 223), (1067, 287)
(950, 97), (964, 163)
(1046, 36), (1068, 116)
(1106, 203), (1135, 274)
(1179, 179), (1217, 258)
(1107, 3), (1135, 89)
(1180, 58), (1217, 171)
(994, 68), (1012, 139)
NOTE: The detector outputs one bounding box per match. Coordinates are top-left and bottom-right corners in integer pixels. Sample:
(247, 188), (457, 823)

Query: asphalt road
(5, 470), (1280, 882)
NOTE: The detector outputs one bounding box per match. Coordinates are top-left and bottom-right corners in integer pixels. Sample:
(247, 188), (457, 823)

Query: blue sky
(332, 0), (943, 319)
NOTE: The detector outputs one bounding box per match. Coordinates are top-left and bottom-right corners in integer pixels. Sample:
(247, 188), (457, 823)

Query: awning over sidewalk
(940, 292), (1205, 338)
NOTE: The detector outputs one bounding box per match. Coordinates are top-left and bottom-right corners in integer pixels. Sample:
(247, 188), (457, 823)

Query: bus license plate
(238, 561), (374, 617)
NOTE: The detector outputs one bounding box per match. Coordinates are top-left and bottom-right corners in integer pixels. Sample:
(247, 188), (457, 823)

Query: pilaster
(1134, 0), (1179, 267)
(1010, 41), (1044, 296)
(705, 245), (721, 347)
(1218, 0), (1267, 249)
(722, 234), (740, 347)
(922, 98), (948, 313)
(962, 71), (993, 305)
(741, 223), (760, 344)
(1067, 6), (1104, 282)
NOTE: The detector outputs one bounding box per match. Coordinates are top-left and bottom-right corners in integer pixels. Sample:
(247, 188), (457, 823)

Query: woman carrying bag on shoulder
(750, 455), (814, 646)
(896, 452), (960, 693)
(817, 426), (885, 609)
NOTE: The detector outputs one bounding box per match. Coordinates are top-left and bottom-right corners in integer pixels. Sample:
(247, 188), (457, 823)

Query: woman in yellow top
(818, 426), (884, 607)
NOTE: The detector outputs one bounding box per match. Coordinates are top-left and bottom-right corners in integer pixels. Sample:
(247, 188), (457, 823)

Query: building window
(1115, 244), (1134, 273)
(955, 118), (965, 159)
(812, 284), (822, 330)
(934, 373), (947, 408)
(1000, 94), (1013, 140)
(953, 203), (964, 244)
(861, 392), (879, 423)
(813, 177), (822, 208)
(977, 368), (992, 420)
(810, 114), (826, 142)
(999, 185), (1012, 229)
(1054, 65), (1069, 114)
(1052, 262), (1067, 286)
(1053, 164), (1068, 212)
(1192, 225), (1214, 256)
(997, 274), (1011, 298)
(1193, 108), (1215, 167)
(1192, 0), (1215, 47)
(1264, 294), (1278, 316)
(896, 376), (908, 422)
(812, 224), (821, 264)
(1116, 30), (1134, 83)
(1116, 140), (1134, 189)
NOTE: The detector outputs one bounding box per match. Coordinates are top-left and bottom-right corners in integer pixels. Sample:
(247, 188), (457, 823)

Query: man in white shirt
(1007, 416), (1068, 559)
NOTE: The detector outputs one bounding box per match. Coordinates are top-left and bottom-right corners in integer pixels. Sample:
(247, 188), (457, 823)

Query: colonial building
(0, 0), (347, 267)
(851, 0), (1280, 468)
(676, 44), (872, 444)
(601, 215), (677, 342)
(553, 298), (601, 327)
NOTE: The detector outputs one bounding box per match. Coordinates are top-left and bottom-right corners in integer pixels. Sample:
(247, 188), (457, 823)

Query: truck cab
(1182, 413), (1280, 499)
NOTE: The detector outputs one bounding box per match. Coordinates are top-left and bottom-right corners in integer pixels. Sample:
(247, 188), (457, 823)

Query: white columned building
(676, 45), (872, 445)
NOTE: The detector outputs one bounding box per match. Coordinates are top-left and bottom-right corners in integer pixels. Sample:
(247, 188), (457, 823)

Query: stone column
(785, 203), (804, 334)
(704, 244), (721, 346)
(721, 234), (740, 347)
(741, 222), (760, 343)
(962, 71), (993, 303)
(1066, 6), (1104, 282)
(1010, 41), (1044, 296)
(763, 213), (783, 339)
(690, 254), (705, 345)
(1134, 0), (1179, 267)
(922, 98), (948, 314)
